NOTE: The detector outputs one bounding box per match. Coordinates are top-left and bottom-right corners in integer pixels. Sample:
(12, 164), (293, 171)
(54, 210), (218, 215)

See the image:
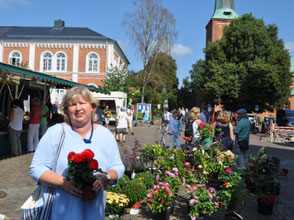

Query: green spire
(212, 0), (239, 19)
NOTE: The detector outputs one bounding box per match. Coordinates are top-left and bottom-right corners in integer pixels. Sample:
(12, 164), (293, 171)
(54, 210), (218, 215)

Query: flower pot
(130, 200), (141, 209)
(81, 186), (96, 201)
(257, 198), (273, 215)
(156, 207), (171, 220)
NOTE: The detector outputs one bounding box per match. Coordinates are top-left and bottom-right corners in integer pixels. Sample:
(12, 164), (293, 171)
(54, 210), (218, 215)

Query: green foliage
(118, 174), (131, 189)
(195, 13), (292, 112)
(107, 184), (122, 193)
(106, 192), (130, 214)
(122, 179), (147, 203)
(103, 66), (129, 92)
(135, 172), (155, 189)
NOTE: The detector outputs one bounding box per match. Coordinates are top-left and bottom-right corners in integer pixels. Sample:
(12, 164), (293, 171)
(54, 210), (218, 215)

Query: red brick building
(0, 20), (129, 102)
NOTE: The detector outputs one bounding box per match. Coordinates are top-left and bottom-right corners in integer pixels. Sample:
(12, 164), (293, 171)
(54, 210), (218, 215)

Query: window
(56, 52), (66, 71)
(87, 53), (99, 72)
(42, 52), (52, 71)
(9, 52), (21, 66)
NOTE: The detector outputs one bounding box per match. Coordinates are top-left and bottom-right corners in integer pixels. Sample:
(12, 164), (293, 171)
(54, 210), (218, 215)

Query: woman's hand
(62, 179), (82, 198)
(92, 173), (108, 194)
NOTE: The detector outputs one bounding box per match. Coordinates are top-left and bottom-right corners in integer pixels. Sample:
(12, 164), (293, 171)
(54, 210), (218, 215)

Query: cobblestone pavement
(0, 124), (294, 219)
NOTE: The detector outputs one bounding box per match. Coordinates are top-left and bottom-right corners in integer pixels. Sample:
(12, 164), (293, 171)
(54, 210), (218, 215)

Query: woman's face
(68, 95), (94, 125)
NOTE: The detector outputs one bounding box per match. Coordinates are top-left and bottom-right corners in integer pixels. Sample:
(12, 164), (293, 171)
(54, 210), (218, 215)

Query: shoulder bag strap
(52, 123), (65, 172)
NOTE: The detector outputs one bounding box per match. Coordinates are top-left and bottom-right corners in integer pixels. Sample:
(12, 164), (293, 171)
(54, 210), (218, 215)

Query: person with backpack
(214, 110), (234, 151)
(185, 107), (202, 142)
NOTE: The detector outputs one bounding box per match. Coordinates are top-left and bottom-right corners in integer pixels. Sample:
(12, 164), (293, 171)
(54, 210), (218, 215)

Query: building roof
(212, 0), (239, 20)
(0, 23), (113, 41)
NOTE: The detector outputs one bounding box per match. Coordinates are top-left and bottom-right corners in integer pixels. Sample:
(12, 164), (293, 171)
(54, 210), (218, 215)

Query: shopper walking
(27, 97), (41, 152)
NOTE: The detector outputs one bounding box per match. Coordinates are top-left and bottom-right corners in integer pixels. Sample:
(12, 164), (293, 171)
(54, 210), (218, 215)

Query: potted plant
(146, 182), (173, 220)
(66, 149), (102, 201)
(105, 192), (130, 215)
(122, 179), (147, 209)
(135, 171), (155, 189)
(160, 167), (182, 197)
(197, 122), (217, 150)
(185, 183), (219, 219)
(244, 147), (288, 215)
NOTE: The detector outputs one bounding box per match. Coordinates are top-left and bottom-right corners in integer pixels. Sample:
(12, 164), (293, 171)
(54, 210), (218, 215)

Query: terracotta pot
(81, 186), (96, 201)
(131, 200), (141, 209)
(257, 198), (273, 215)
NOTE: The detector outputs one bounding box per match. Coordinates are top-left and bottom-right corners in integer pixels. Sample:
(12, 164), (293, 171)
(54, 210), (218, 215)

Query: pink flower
(209, 187), (216, 194)
(226, 167), (232, 174)
(186, 185), (191, 189)
(168, 192), (172, 197)
(214, 202), (220, 206)
(172, 167), (178, 173)
(174, 171), (179, 176)
(191, 217), (196, 220)
(193, 193), (197, 198)
(156, 174), (160, 181)
(161, 200), (165, 204)
(208, 193), (213, 199)
(192, 179), (197, 183)
(169, 173), (175, 178)
(223, 182), (228, 187)
(147, 193), (152, 198)
(189, 199), (196, 206)
(184, 162), (190, 167)
(192, 186), (197, 191)
(154, 185), (160, 190)
(182, 177), (186, 184)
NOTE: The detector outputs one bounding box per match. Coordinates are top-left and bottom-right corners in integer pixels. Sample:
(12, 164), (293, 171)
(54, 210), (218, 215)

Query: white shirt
(193, 121), (200, 140)
(164, 112), (171, 121)
(9, 107), (24, 131)
(116, 111), (128, 128)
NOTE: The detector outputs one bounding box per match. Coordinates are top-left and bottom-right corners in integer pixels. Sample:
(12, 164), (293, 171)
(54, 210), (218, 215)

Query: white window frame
(9, 51), (22, 66)
(41, 51), (53, 72)
(55, 52), (67, 72)
(86, 52), (100, 73)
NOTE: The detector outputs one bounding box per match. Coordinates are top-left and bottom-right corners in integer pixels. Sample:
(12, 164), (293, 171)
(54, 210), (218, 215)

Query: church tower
(206, 0), (238, 46)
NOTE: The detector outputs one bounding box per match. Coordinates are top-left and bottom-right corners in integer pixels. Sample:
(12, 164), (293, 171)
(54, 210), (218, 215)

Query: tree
(144, 53), (178, 109)
(197, 13), (292, 112)
(103, 66), (128, 92)
(122, 0), (178, 103)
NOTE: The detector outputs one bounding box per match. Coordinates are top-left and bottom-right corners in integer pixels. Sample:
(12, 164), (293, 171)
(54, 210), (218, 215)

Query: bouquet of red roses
(67, 149), (101, 200)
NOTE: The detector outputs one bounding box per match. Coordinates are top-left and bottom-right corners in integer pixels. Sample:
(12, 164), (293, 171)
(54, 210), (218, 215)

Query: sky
(0, 0), (294, 87)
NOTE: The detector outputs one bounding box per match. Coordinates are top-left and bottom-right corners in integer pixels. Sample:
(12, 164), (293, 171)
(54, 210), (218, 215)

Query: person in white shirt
(115, 107), (129, 144)
(8, 99), (24, 156)
(163, 109), (171, 126)
(127, 109), (134, 135)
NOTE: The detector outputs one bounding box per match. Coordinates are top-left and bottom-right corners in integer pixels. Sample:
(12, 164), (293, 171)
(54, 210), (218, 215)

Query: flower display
(122, 179), (147, 203)
(186, 183), (219, 218)
(66, 149), (101, 190)
(106, 192), (130, 214)
(146, 182), (173, 213)
(134, 172), (155, 189)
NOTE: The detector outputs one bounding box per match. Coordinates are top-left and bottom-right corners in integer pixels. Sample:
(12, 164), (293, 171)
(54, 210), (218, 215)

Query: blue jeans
(234, 143), (247, 168)
(169, 134), (181, 151)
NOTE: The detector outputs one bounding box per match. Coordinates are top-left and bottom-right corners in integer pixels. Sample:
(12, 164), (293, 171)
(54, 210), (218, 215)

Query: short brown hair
(60, 86), (98, 122)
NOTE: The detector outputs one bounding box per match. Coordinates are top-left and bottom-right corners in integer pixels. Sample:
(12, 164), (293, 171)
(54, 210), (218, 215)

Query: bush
(118, 175), (131, 188)
(122, 179), (147, 203)
(135, 172), (155, 189)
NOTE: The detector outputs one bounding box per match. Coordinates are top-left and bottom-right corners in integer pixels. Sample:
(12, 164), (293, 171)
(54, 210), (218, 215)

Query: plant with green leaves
(106, 192), (130, 214)
(135, 172), (155, 189)
(122, 179), (147, 203)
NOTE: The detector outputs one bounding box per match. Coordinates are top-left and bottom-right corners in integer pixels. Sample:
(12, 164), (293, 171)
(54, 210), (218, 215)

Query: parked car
(276, 110), (294, 127)
(247, 113), (259, 134)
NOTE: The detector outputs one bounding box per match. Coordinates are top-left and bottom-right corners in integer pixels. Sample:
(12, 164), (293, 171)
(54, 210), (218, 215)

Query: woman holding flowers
(30, 86), (125, 220)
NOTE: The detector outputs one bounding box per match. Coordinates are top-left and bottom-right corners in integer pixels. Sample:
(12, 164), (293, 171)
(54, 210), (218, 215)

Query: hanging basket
(257, 198), (273, 215)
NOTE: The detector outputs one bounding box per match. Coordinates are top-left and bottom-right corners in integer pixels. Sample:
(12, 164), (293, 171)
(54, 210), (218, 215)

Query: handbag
(236, 135), (249, 152)
(21, 124), (65, 220)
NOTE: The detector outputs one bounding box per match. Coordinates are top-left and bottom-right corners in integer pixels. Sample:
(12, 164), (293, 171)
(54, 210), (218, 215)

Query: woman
(143, 107), (150, 126)
(214, 110), (234, 151)
(104, 105), (110, 128)
(188, 107), (202, 141)
(8, 99), (24, 156)
(30, 86), (125, 219)
(115, 106), (129, 144)
(27, 97), (41, 152)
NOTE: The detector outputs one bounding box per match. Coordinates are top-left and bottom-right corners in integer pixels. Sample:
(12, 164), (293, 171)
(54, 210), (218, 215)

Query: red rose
(225, 167), (232, 174)
(82, 149), (95, 162)
(90, 159), (98, 170)
(73, 153), (83, 163)
(282, 168), (288, 174)
(253, 174), (259, 178)
(184, 162), (190, 167)
(67, 151), (75, 161)
(249, 165), (256, 170)
(269, 195), (276, 203)
(223, 183), (228, 187)
(209, 127), (212, 131)
(135, 188), (138, 191)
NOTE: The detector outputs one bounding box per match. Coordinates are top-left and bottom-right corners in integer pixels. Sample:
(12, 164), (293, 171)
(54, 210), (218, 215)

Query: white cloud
(172, 44), (193, 57)
(0, 0), (29, 8)
(285, 42), (294, 52)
